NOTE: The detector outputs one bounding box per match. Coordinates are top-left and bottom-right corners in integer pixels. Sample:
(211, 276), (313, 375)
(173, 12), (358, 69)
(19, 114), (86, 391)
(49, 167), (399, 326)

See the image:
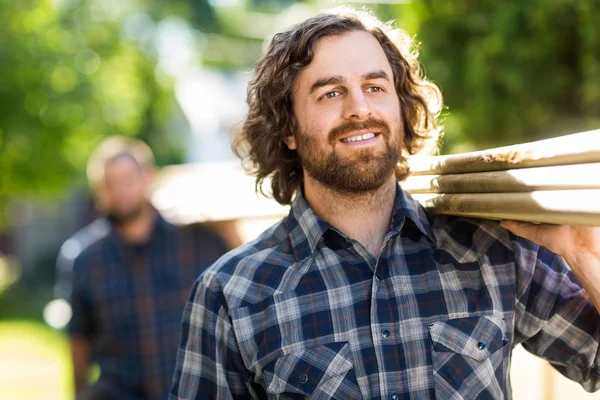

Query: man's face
(103, 155), (147, 223)
(289, 30), (403, 193)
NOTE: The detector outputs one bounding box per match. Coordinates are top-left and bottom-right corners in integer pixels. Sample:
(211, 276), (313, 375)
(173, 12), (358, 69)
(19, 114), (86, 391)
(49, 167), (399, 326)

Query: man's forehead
(302, 31), (393, 82)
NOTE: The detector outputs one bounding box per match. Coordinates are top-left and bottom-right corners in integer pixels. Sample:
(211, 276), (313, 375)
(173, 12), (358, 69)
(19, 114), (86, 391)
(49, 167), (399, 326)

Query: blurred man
(171, 7), (600, 399)
(67, 137), (229, 400)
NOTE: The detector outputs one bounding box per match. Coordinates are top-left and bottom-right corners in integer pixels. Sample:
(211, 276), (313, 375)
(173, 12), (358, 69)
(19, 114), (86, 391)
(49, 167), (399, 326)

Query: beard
(107, 203), (144, 225)
(296, 117), (403, 193)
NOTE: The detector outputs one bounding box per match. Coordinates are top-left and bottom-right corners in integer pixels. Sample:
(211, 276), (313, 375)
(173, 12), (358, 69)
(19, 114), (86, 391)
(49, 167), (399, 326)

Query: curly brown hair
(234, 6), (443, 205)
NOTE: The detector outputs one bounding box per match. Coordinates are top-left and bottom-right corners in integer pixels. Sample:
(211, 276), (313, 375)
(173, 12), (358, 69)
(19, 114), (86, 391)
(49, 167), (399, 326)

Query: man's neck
(303, 175), (397, 257)
(115, 203), (156, 245)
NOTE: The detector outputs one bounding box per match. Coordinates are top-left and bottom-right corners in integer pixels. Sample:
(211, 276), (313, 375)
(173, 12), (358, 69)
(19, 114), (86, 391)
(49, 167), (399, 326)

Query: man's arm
(170, 278), (252, 399)
(70, 335), (92, 393)
(563, 251), (600, 312)
(505, 224), (600, 392)
(502, 222), (600, 310)
(67, 255), (95, 395)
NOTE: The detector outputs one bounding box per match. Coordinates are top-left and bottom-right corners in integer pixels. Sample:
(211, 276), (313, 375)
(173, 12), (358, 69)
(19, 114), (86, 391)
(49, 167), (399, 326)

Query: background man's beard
(107, 203), (144, 225)
(297, 118), (403, 193)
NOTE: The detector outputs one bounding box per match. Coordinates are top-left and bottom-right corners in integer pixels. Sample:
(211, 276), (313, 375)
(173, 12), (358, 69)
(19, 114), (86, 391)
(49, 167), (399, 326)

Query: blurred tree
(0, 0), (180, 223)
(393, 0), (600, 153)
(0, 0), (294, 224)
(4, 0), (598, 221)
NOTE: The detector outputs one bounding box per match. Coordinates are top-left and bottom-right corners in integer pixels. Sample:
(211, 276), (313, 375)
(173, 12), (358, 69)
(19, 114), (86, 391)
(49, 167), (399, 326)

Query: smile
(340, 132), (380, 143)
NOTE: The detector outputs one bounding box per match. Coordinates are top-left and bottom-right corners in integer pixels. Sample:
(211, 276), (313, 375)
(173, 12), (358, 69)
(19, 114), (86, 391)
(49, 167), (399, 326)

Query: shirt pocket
(428, 315), (509, 399)
(263, 341), (357, 399)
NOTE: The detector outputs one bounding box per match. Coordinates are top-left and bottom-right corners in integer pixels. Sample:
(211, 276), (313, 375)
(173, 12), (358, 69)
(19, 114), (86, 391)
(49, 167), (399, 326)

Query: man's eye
(367, 86), (383, 93)
(322, 91), (340, 99)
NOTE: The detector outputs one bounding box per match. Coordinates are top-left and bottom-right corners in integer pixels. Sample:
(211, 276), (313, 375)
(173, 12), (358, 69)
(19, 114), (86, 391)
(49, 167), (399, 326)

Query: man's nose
(342, 89), (372, 120)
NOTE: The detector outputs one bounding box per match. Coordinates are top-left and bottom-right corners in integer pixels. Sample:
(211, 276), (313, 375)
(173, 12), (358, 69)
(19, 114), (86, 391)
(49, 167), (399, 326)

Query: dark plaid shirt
(68, 212), (228, 400)
(171, 185), (600, 399)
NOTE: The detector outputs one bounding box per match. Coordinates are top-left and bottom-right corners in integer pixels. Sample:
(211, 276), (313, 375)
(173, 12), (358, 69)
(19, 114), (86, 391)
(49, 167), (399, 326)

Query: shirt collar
(287, 190), (332, 262)
(287, 183), (436, 262)
(390, 183), (436, 245)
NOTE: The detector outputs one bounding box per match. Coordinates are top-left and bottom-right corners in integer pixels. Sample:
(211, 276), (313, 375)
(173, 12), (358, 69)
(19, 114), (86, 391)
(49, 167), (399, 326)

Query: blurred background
(0, 0), (599, 398)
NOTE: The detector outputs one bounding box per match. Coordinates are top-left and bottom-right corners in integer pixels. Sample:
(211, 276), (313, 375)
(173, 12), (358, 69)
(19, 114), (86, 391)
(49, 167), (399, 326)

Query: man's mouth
(339, 132), (381, 143)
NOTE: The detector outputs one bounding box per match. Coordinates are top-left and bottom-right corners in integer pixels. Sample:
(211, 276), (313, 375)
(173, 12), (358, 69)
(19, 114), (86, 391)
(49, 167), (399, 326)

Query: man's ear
(283, 134), (297, 150)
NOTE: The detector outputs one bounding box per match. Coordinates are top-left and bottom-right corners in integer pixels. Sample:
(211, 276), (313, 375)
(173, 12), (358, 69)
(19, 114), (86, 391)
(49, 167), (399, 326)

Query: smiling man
(170, 7), (600, 399)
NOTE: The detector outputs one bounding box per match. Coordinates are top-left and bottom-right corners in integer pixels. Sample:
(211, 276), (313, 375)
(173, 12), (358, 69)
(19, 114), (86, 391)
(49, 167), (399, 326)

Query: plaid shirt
(171, 185), (600, 399)
(68, 212), (228, 400)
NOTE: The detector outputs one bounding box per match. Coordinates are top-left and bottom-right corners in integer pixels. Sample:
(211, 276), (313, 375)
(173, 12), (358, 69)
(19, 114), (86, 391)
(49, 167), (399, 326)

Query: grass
(0, 280), (73, 400)
(0, 320), (72, 400)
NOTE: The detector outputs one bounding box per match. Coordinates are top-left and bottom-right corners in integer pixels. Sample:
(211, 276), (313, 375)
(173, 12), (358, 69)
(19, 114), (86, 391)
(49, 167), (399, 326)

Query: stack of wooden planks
(403, 129), (600, 226)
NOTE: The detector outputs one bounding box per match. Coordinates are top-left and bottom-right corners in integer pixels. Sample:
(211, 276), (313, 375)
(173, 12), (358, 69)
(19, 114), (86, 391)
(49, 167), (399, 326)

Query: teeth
(341, 132), (376, 143)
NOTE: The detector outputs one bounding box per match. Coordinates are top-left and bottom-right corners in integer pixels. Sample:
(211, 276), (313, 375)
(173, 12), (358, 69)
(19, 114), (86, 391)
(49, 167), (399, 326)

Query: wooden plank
(403, 163), (600, 194)
(408, 129), (600, 175)
(411, 190), (600, 226)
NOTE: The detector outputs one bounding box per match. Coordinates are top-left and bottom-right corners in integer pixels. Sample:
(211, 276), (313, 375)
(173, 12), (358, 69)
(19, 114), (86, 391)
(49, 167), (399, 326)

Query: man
(68, 137), (229, 400)
(171, 7), (600, 399)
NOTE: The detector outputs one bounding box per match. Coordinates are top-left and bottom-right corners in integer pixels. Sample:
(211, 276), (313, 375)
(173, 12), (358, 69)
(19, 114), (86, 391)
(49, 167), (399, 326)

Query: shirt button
(390, 392), (399, 400)
(375, 273), (382, 281)
(478, 342), (486, 350)
(381, 329), (390, 338)
(298, 373), (308, 384)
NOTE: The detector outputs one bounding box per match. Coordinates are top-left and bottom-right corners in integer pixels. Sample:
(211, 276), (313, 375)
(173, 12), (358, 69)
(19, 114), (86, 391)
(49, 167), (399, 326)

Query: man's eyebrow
(309, 75), (345, 95)
(362, 69), (390, 82)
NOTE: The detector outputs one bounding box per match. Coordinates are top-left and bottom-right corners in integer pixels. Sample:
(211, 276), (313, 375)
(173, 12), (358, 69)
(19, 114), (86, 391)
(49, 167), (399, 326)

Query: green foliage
(0, 0), (177, 220)
(393, 0), (600, 153)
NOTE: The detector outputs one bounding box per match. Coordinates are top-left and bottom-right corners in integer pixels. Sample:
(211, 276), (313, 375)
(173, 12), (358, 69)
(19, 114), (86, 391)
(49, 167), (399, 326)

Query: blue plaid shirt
(68, 212), (228, 400)
(171, 185), (600, 399)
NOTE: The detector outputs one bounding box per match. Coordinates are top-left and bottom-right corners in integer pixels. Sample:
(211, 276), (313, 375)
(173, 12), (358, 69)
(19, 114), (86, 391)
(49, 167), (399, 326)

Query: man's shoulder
(429, 213), (564, 279)
(70, 221), (113, 270)
(60, 218), (109, 254)
(427, 213), (516, 259)
(196, 218), (297, 308)
(64, 217), (108, 253)
(429, 212), (554, 257)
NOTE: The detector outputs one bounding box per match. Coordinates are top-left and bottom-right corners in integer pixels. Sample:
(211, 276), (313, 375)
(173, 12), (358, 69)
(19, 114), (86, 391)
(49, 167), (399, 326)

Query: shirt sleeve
(170, 278), (252, 399)
(513, 234), (600, 392)
(67, 254), (95, 337)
